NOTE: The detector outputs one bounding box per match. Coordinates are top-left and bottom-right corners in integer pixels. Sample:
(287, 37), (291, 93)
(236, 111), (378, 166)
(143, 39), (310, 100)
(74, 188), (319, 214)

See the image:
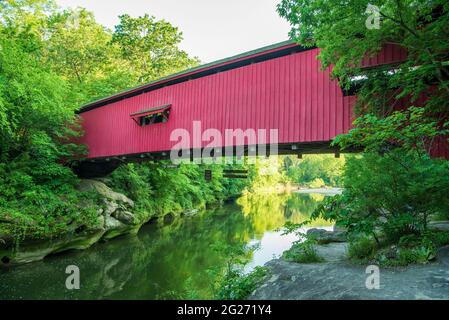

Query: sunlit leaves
(112, 14), (199, 83)
(334, 107), (449, 154)
(278, 0), (449, 154)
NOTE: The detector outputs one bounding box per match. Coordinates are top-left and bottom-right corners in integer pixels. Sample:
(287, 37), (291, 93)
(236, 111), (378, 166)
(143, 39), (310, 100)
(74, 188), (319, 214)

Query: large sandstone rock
(103, 216), (140, 240)
(78, 179), (139, 231)
(112, 210), (136, 225)
(429, 221), (449, 232)
(78, 179), (134, 207)
(249, 246), (449, 300)
(104, 200), (119, 215)
(0, 230), (105, 266)
(1, 180), (144, 266)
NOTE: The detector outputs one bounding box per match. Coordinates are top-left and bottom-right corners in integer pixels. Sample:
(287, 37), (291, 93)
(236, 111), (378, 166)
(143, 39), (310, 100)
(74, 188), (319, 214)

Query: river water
(0, 192), (333, 300)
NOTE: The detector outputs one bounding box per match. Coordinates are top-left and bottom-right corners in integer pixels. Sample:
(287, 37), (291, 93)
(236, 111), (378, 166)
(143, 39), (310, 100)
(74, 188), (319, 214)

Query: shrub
(308, 178), (326, 189)
(108, 161), (249, 223)
(427, 231), (449, 248)
(283, 240), (324, 263)
(215, 266), (267, 300)
(378, 245), (436, 267)
(312, 151), (449, 244)
(284, 154), (345, 187)
(347, 237), (377, 261)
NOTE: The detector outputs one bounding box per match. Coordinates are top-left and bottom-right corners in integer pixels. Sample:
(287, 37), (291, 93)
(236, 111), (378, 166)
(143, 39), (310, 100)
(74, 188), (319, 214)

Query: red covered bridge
(74, 40), (443, 177)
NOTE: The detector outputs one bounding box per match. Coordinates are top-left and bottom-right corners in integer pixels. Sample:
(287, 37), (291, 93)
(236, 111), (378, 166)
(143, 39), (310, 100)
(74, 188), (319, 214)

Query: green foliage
(283, 238), (324, 263)
(246, 157), (288, 191)
(108, 161), (249, 223)
(0, 7), (101, 240)
(307, 149), (449, 266)
(279, 2), (449, 258)
(215, 266), (267, 300)
(112, 14), (199, 83)
(205, 242), (267, 300)
(313, 152), (449, 242)
(0, 0), (201, 241)
(393, 246), (435, 266)
(278, 0), (449, 130)
(308, 178), (325, 189)
(334, 107), (449, 157)
(46, 8), (114, 85)
(283, 154), (345, 187)
(346, 232), (445, 266)
(427, 230), (449, 248)
(0, 160), (100, 240)
(347, 236), (377, 261)
(371, 238), (436, 267)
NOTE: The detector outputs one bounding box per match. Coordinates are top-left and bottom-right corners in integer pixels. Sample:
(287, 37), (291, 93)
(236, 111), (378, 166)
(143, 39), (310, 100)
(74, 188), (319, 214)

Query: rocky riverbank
(249, 228), (449, 300)
(0, 179), (189, 266)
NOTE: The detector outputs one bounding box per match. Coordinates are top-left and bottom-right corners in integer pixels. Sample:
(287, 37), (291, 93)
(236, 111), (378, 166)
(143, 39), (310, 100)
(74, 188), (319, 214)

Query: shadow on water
(0, 192), (332, 300)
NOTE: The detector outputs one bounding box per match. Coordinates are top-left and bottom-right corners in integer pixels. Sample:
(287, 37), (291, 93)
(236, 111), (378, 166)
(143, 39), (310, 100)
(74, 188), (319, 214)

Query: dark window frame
(130, 104), (172, 127)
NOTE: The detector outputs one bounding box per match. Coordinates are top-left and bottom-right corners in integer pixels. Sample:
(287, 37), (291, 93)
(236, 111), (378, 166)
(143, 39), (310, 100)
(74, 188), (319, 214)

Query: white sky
(55, 0), (292, 63)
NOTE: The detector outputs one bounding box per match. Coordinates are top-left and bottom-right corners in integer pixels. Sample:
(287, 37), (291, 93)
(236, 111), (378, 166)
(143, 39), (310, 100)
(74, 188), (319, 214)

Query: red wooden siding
(361, 43), (408, 68)
(79, 46), (355, 159)
(78, 42), (447, 160)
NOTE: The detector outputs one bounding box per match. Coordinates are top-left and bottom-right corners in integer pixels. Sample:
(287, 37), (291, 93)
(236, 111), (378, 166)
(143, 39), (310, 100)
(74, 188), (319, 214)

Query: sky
(55, 0), (292, 64)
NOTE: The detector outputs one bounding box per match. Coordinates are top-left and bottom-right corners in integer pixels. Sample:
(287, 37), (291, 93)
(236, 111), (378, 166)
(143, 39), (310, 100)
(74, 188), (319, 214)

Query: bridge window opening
(130, 104), (171, 126)
(140, 111), (169, 126)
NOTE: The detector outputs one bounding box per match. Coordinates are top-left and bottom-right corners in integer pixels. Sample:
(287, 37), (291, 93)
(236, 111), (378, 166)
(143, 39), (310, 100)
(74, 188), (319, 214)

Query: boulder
(103, 216), (139, 240)
(78, 179), (134, 207)
(112, 210), (136, 225)
(314, 242), (349, 262)
(429, 221), (449, 232)
(0, 229), (105, 266)
(104, 215), (126, 230)
(1, 180), (144, 266)
(104, 199), (119, 215)
(306, 228), (347, 244)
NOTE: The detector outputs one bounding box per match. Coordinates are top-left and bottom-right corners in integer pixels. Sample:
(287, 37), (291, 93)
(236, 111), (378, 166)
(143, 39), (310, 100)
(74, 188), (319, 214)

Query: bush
(312, 151), (449, 244)
(308, 178), (326, 189)
(347, 237), (377, 261)
(283, 240), (324, 263)
(215, 266), (267, 300)
(348, 232), (446, 266)
(284, 154), (345, 187)
(427, 231), (449, 248)
(108, 161), (249, 223)
(376, 244), (436, 267)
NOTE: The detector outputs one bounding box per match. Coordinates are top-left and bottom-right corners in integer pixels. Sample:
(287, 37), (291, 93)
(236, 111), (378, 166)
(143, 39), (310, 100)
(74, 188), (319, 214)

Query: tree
(278, 0), (449, 153)
(279, 0), (449, 260)
(46, 8), (113, 84)
(112, 14), (199, 83)
(283, 155), (345, 187)
(0, 0), (203, 240)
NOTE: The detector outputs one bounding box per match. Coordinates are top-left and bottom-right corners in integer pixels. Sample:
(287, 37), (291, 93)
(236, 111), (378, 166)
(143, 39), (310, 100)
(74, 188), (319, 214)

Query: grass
(282, 240), (324, 263)
(347, 236), (377, 261)
(347, 231), (449, 267)
(215, 266), (268, 300)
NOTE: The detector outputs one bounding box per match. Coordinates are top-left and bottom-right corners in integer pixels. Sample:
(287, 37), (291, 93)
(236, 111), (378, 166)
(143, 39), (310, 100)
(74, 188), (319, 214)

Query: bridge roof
(78, 40), (308, 113)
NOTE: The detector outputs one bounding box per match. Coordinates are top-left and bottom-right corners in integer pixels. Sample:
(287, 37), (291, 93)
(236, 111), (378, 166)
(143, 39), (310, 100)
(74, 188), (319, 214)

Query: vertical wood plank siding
(80, 47), (354, 158)
(79, 43), (447, 160)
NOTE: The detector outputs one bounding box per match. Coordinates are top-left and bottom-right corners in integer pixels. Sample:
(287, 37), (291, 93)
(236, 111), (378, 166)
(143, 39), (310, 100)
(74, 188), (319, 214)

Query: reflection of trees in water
(0, 193), (331, 300)
(237, 192), (330, 235)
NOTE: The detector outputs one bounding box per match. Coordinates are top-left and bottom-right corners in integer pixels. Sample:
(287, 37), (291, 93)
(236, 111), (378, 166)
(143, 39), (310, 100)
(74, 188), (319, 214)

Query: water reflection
(0, 192), (332, 300)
